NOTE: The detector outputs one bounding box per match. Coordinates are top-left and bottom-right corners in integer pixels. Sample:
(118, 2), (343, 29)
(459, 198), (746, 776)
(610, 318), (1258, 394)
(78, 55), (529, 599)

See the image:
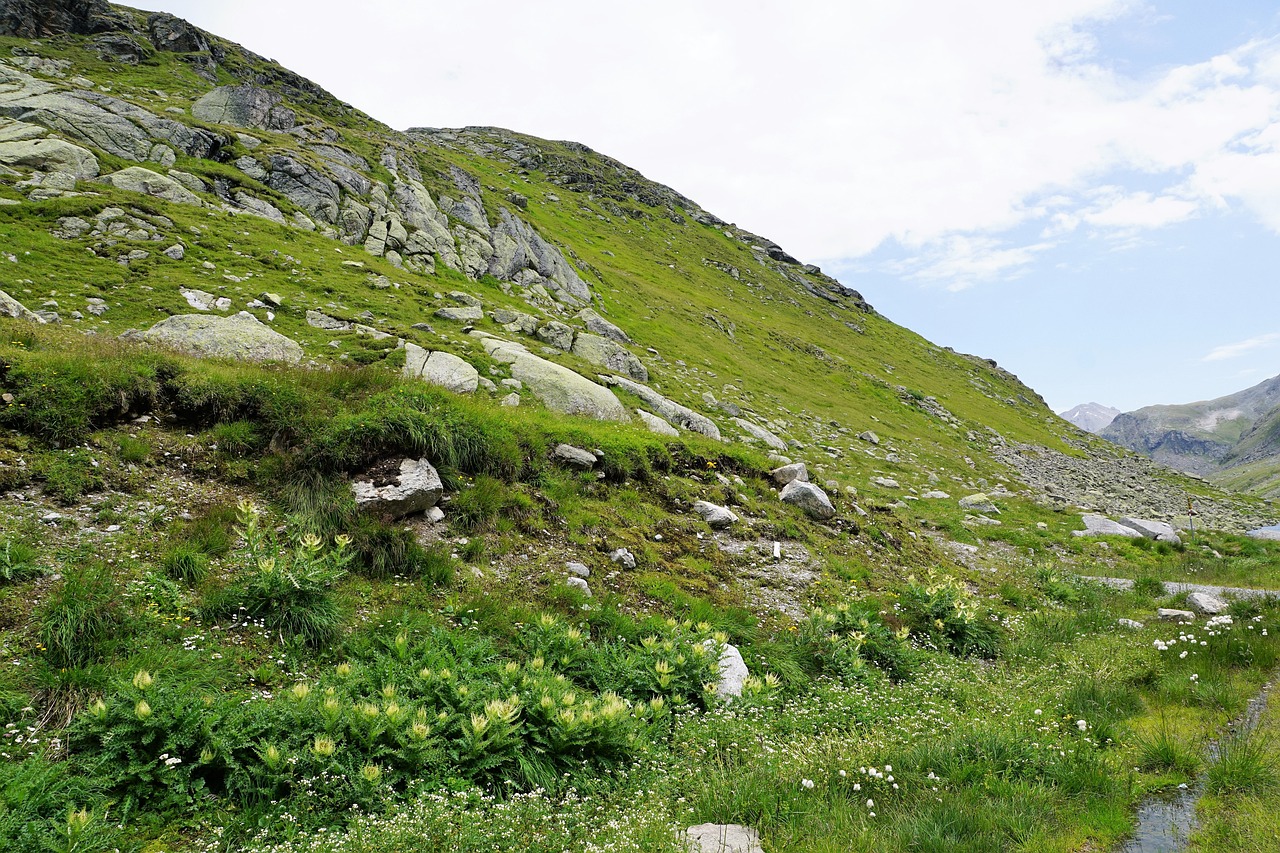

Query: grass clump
(1206, 728), (1279, 795)
(0, 537), (40, 584)
(38, 564), (126, 669)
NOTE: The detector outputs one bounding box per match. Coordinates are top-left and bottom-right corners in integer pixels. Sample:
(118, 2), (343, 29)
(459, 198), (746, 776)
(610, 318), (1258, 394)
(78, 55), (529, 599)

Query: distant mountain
(1060, 402), (1121, 433)
(1101, 374), (1280, 498)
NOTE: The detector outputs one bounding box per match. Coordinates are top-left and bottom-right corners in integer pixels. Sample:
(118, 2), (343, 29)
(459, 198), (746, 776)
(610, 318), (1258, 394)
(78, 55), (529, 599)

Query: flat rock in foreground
(134, 312), (302, 363)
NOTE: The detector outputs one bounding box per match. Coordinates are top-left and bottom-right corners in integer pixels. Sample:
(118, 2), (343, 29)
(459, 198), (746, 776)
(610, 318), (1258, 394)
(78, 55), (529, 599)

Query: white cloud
(889, 236), (1055, 290)
(1203, 332), (1280, 362)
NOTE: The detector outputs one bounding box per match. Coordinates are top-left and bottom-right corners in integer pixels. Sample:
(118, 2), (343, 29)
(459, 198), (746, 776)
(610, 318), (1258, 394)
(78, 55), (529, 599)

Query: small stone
(770, 462), (808, 486)
(872, 477), (900, 488)
(566, 576), (591, 597)
(1157, 608), (1196, 622)
(500, 393), (520, 407)
(685, 824), (763, 853)
(162, 243), (185, 260)
(552, 443), (597, 469)
(858, 430), (880, 445)
(427, 506), (445, 523)
(1186, 592), (1228, 615)
(1117, 618), (1144, 630)
(609, 548), (636, 569)
(693, 500), (738, 529)
(566, 562), (590, 578)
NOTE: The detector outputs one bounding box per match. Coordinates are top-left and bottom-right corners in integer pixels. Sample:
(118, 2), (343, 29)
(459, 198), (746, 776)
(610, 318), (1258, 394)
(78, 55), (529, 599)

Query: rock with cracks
(685, 823), (764, 853)
(780, 480), (835, 520)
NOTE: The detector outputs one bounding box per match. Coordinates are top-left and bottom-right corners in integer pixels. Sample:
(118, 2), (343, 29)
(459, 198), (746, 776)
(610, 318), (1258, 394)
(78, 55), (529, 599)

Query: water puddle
(1116, 682), (1274, 852)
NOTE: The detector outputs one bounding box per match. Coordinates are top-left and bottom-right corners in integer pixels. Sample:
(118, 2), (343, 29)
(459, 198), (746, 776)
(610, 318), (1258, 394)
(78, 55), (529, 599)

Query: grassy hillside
(1, 6), (1280, 853)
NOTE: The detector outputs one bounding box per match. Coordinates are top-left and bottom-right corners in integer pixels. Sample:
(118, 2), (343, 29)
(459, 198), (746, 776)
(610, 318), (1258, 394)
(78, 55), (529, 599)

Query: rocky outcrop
(98, 166), (201, 204)
(132, 312), (302, 363)
(475, 334), (627, 421)
(146, 12), (209, 53)
(1072, 514), (1143, 538)
(0, 0), (134, 38)
(576, 307), (630, 343)
(192, 85), (296, 131)
(605, 375), (720, 439)
(487, 209), (591, 305)
(0, 136), (98, 178)
(570, 332), (647, 382)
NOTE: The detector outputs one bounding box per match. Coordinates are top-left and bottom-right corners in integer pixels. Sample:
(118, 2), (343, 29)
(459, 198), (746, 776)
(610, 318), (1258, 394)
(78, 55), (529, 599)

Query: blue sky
(152, 1), (1280, 414)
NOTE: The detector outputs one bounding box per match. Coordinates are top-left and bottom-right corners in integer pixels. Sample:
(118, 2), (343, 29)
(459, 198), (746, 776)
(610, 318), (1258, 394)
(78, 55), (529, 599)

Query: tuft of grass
(0, 537), (41, 584)
(1206, 728), (1279, 796)
(37, 564), (125, 669)
(1133, 718), (1201, 775)
(161, 543), (208, 585)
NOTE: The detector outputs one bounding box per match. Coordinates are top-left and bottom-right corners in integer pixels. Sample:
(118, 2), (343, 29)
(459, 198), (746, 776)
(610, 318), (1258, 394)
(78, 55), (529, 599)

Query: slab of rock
(685, 823), (763, 853)
(553, 443), (597, 469)
(0, 137), (98, 178)
(571, 332), (647, 382)
(636, 409), (679, 436)
(566, 561), (590, 578)
(857, 430), (880, 445)
(771, 462), (808, 486)
(1117, 618), (1145, 630)
(606, 375), (720, 439)
(566, 576), (591, 597)
(706, 640), (749, 700)
(1119, 517), (1180, 543)
(98, 166), (201, 205)
(490, 308), (539, 335)
(351, 458), (443, 519)
(1072, 514), (1143, 538)
(0, 288), (44, 322)
(191, 85), (295, 131)
(1187, 592), (1228, 615)
(959, 493), (999, 513)
(535, 321), (575, 351)
(780, 480), (835, 520)
(434, 305), (483, 323)
(871, 477), (900, 488)
(402, 343), (479, 393)
(922, 490), (951, 499)
(1157, 608), (1196, 622)
(694, 500), (738, 529)
(476, 334), (628, 421)
(134, 312), (301, 362)
(732, 417), (787, 451)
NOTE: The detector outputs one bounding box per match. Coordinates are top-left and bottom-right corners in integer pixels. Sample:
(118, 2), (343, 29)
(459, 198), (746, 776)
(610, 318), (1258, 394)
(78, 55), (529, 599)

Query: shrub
(799, 601), (914, 681)
(898, 571), (1002, 658)
(38, 564), (125, 669)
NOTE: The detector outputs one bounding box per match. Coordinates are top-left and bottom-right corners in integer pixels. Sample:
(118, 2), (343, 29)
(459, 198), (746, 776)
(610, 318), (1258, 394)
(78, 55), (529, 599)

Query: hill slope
(2, 4), (1280, 853)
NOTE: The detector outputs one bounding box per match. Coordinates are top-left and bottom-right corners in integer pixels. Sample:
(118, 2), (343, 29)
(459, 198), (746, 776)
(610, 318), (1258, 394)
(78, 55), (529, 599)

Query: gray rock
(566, 562), (590, 578)
(191, 85), (295, 131)
(487, 209), (592, 304)
(685, 824), (763, 853)
(231, 192), (286, 223)
(553, 443), (597, 470)
(606, 375), (720, 439)
(267, 154), (340, 222)
(448, 290), (482, 307)
(162, 243), (185, 260)
(959, 493), (999, 514)
(858, 430), (880, 445)
(1157, 608), (1196, 622)
(771, 462), (808, 486)
(732, 417), (787, 451)
(636, 409), (679, 436)
(922, 490), (951, 499)
(535, 321), (575, 351)
(435, 306), (483, 323)
(180, 289), (228, 311)
(706, 640), (749, 700)
(0, 288), (44, 322)
(1072, 514), (1143, 538)
(609, 548), (636, 569)
(571, 332), (647, 382)
(871, 477), (900, 488)
(1118, 517), (1181, 544)
(306, 310), (351, 331)
(694, 500), (738, 529)
(566, 576), (591, 597)
(576, 307), (631, 343)
(1117, 618), (1145, 630)
(402, 343), (479, 394)
(490, 308), (539, 335)
(780, 480), (836, 520)
(98, 166), (201, 205)
(427, 506), (445, 523)
(500, 393), (520, 407)
(146, 12), (209, 53)
(1187, 592), (1229, 615)
(0, 137), (98, 178)
(351, 458), (443, 519)
(134, 312), (301, 362)
(477, 334), (628, 421)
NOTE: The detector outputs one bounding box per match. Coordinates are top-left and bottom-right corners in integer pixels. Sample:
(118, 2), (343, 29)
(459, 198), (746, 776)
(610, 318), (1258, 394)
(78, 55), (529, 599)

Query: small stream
(1116, 682), (1274, 852)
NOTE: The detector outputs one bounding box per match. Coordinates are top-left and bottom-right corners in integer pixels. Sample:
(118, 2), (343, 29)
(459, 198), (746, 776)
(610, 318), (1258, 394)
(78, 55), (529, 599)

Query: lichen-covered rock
(476, 334), (627, 421)
(606, 375), (720, 439)
(0, 288), (44, 322)
(732, 417), (787, 451)
(351, 458), (443, 519)
(1118, 517), (1180, 544)
(435, 305), (483, 323)
(1187, 592), (1228, 615)
(192, 85), (296, 131)
(98, 166), (201, 205)
(770, 462), (808, 486)
(0, 137), (98, 178)
(552, 443), (597, 469)
(958, 493), (999, 513)
(780, 480), (835, 520)
(636, 409), (679, 436)
(571, 332), (647, 382)
(402, 343), (479, 393)
(1072, 514), (1143, 538)
(134, 312), (301, 362)
(576, 307), (631, 343)
(535, 321), (575, 351)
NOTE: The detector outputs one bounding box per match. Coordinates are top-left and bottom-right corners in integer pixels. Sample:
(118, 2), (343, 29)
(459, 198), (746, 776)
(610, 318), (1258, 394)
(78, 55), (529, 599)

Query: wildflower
(866, 798), (875, 808)
(132, 670), (154, 691)
(134, 700), (152, 720)
(801, 778), (814, 789)
(1076, 720), (1087, 732)
(360, 764), (381, 783)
